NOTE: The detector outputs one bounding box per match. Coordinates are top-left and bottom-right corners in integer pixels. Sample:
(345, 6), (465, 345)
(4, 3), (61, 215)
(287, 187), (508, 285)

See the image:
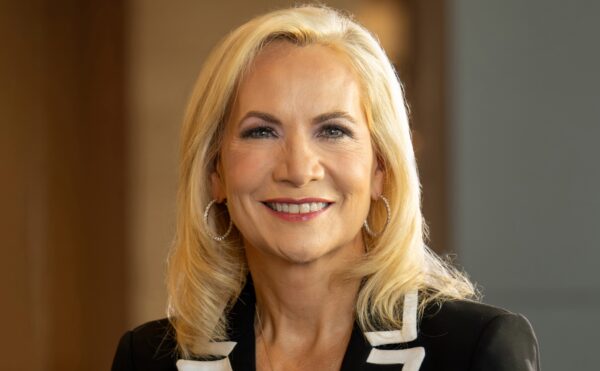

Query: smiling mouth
(262, 201), (332, 214)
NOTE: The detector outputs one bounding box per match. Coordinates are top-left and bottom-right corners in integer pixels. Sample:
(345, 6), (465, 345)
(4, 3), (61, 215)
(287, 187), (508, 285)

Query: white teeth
(267, 202), (329, 214)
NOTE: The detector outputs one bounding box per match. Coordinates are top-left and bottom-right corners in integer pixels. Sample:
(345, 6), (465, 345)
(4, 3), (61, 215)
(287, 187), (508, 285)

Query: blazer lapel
(175, 279), (257, 371)
(227, 279), (257, 371)
(341, 291), (425, 371)
(339, 322), (373, 371)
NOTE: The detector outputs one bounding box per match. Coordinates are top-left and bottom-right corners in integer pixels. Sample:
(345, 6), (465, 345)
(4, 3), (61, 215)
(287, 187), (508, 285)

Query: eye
(318, 124), (352, 140)
(240, 126), (278, 139)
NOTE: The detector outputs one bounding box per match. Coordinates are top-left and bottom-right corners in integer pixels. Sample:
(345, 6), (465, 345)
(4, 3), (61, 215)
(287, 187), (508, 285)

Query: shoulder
(419, 299), (540, 371)
(111, 318), (178, 371)
(421, 299), (514, 334)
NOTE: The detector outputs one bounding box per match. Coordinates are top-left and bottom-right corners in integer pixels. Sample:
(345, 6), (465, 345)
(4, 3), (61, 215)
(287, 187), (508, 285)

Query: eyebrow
(239, 111), (282, 126)
(239, 110), (357, 126)
(312, 111), (357, 125)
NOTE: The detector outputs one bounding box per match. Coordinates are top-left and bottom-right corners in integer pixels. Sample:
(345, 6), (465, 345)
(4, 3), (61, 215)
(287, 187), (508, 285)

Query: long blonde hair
(167, 5), (476, 358)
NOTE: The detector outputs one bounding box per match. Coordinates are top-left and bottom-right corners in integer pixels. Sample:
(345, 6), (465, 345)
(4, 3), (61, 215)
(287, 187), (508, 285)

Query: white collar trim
(363, 290), (424, 369)
(364, 290), (419, 345)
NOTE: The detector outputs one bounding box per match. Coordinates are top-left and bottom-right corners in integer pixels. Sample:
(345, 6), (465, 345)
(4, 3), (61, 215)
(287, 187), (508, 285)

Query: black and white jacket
(112, 280), (540, 371)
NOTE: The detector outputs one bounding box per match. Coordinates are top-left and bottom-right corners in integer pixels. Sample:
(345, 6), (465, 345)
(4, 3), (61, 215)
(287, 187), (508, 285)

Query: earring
(363, 195), (391, 237)
(203, 199), (233, 241)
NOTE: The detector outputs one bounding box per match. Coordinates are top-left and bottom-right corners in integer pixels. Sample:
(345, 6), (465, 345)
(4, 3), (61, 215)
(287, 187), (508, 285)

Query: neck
(253, 266), (359, 341)
(246, 241), (362, 348)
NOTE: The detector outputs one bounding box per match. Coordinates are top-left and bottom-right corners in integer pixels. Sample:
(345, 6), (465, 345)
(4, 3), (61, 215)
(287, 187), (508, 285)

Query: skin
(211, 41), (384, 371)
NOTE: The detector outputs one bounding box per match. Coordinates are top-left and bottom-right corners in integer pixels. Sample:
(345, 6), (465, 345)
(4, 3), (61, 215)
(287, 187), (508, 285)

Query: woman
(112, 5), (540, 371)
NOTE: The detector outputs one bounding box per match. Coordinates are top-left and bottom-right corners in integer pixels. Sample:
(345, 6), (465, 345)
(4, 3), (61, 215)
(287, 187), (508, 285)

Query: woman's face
(212, 41), (384, 265)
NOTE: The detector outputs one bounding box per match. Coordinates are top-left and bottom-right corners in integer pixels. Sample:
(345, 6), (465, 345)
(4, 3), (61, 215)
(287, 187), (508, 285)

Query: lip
(261, 197), (334, 204)
(260, 197), (333, 222)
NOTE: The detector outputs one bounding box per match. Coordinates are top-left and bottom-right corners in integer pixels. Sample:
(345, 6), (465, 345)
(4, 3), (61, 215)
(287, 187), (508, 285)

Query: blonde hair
(167, 4), (476, 358)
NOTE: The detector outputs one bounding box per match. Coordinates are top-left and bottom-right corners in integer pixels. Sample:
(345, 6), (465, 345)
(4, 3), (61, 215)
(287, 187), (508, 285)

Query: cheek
(221, 143), (272, 195)
(326, 146), (375, 195)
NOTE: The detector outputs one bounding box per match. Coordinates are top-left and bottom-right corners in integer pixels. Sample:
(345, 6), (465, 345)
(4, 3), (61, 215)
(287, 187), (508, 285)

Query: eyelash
(240, 126), (277, 139)
(240, 124), (353, 140)
(318, 124), (353, 140)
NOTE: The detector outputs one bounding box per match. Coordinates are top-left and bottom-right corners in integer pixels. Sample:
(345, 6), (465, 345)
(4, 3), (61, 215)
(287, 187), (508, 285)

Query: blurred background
(2, 0), (598, 370)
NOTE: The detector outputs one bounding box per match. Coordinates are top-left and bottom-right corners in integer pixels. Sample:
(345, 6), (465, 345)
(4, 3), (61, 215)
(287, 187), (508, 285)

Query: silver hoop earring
(203, 199), (233, 241)
(363, 195), (391, 237)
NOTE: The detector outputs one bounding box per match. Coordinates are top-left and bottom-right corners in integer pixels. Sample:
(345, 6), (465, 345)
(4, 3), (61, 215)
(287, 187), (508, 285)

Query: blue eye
(318, 124), (352, 139)
(241, 126), (277, 139)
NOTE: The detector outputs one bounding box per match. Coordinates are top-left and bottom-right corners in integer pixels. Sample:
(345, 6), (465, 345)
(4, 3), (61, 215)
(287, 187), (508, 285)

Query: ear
(371, 155), (385, 200)
(210, 167), (226, 202)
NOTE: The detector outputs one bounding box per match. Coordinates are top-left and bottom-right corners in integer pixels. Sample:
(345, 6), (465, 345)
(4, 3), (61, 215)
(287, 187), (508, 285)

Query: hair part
(167, 4), (476, 358)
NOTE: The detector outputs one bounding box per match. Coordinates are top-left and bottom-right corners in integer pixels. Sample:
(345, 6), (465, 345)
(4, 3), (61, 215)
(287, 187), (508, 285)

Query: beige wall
(1, 1), (128, 369)
(126, 0), (361, 326)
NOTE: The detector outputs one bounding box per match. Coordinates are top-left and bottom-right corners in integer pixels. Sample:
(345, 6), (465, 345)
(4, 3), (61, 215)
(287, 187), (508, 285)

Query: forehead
(248, 40), (356, 79)
(231, 41), (364, 119)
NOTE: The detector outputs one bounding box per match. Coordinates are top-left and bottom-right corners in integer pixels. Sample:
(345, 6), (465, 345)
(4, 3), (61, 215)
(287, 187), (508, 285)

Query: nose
(273, 132), (324, 187)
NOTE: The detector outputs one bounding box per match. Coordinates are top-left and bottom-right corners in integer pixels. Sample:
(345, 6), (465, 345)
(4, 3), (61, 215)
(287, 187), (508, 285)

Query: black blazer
(112, 280), (540, 371)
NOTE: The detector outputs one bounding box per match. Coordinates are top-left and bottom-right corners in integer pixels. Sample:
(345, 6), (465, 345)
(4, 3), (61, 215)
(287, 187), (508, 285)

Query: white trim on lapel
(176, 358), (232, 371)
(176, 341), (237, 371)
(363, 290), (424, 370)
(366, 347), (425, 370)
(364, 290), (418, 345)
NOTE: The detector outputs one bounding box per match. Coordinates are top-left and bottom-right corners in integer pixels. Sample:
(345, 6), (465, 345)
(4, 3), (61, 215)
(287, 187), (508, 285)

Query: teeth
(267, 202), (329, 214)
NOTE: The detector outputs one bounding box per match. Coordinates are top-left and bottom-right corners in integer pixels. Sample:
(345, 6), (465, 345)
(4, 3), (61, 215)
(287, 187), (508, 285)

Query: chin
(277, 239), (351, 266)
(278, 246), (325, 265)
